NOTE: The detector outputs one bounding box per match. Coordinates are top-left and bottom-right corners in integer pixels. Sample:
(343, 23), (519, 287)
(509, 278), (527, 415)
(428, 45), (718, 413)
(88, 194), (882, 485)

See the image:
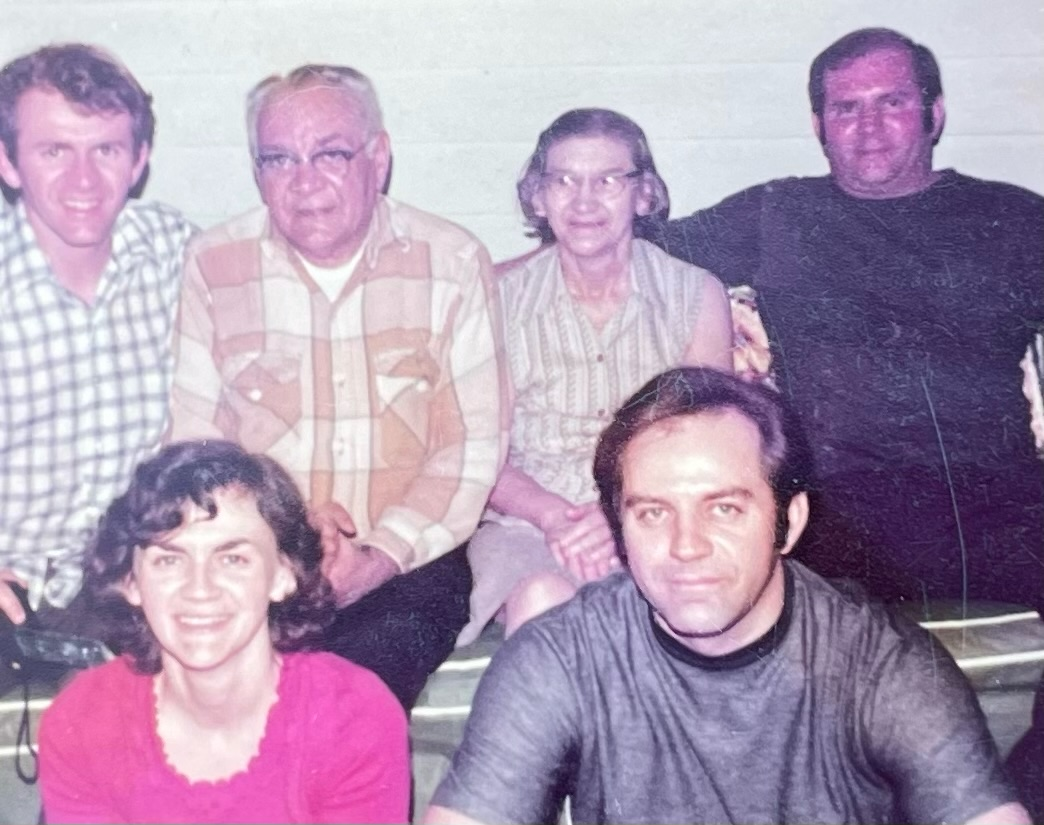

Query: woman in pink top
(39, 440), (409, 824)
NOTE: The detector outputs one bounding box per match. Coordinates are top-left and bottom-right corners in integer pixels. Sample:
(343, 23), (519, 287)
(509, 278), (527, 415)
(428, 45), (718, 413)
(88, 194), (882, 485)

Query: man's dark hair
(517, 107), (670, 244)
(593, 368), (808, 558)
(86, 440), (334, 674)
(809, 28), (943, 138)
(0, 43), (155, 164)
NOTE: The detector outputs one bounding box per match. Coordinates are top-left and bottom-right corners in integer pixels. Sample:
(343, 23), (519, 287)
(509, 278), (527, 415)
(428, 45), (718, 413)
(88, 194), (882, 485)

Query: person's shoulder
(497, 243), (558, 302)
(120, 200), (197, 245)
(382, 196), (491, 264)
(554, 570), (638, 616)
(938, 170), (1044, 217)
(281, 653), (407, 752)
(633, 237), (719, 283)
(700, 175), (828, 212)
(789, 562), (943, 668)
(942, 170), (1044, 201)
(285, 651), (402, 708)
(54, 657), (140, 698)
(188, 206), (270, 254)
(43, 658), (144, 731)
(183, 207), (272, 287)
(513, 572), (641, 653)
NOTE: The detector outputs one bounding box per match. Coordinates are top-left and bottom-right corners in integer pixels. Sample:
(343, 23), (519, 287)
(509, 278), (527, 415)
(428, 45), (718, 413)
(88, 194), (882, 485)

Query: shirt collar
(258, 194), (397, 275)
(527, 237), (667, 316)
(648, 560), (795, 671)
(4, 200), (55, 290)
(5, 198), (160, 294)
(109, 199), (167, 269)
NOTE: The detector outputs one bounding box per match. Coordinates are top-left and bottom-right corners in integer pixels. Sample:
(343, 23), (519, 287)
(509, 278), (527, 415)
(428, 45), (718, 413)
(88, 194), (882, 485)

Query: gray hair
(516, 108), (670, 244)
(245, 64), (383, 157)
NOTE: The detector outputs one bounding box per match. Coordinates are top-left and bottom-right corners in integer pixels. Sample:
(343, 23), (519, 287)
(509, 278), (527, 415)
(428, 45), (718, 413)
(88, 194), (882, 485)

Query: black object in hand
(0, 585), (109, 671)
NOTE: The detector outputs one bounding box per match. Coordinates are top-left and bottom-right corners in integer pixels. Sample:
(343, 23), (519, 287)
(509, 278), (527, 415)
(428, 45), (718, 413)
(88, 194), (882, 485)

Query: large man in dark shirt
(657, 28), (1044, 610)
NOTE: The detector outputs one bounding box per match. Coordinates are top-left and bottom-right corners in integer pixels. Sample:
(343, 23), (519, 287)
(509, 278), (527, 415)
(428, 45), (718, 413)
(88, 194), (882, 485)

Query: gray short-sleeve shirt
(432, 562), (1015, 824)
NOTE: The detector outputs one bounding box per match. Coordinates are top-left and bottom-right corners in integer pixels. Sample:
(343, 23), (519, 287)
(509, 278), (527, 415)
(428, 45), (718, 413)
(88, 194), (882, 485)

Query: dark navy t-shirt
(655, 173), (1044, 606)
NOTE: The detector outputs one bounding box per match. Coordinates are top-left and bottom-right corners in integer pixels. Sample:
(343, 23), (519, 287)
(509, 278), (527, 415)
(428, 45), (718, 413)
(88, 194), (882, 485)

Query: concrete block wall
(1, 0), (1041, 260)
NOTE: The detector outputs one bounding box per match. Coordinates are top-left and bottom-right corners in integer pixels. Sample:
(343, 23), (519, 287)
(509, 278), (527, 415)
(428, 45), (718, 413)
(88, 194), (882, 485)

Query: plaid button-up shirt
(0, 200), (195, 608)
(170, 197), (508, 572)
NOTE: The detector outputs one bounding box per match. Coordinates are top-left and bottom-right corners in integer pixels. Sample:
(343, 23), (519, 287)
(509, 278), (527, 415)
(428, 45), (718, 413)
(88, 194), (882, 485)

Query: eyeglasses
(540, 170), (642, 199)
(254, 146), (366, 177)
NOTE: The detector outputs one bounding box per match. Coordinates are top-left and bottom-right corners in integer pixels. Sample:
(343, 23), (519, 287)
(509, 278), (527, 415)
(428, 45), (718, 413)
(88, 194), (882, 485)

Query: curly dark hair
(86, 440), (334, 674)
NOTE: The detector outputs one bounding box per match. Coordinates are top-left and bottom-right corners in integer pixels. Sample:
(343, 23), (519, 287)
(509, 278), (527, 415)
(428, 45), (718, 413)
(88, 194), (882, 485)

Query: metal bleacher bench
(3, 603), (1043, 825)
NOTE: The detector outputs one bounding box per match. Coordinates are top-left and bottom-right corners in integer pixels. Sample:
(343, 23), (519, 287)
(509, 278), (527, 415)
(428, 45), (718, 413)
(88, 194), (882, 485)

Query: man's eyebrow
(256, 133), (355, 154)
(706, 487), (754, 501)
(875, 87), (916, 99)
(254, 142), (291, 155)
(623, 487), (754, 508)
(314, 132), (357, 147)
(622, 494), (667, 508)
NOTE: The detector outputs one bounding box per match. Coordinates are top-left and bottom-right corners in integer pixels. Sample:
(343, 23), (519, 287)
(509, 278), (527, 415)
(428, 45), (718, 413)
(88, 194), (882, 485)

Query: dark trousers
(321, 545), (472, 711)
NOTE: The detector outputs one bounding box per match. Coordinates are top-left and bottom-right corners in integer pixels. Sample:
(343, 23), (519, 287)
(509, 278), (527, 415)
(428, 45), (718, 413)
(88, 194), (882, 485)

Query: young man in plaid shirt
(0, 44), (194, 638)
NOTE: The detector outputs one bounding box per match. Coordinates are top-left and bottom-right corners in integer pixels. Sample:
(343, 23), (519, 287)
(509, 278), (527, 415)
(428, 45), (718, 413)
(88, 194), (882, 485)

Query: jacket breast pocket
(370, 341), (442, 467)
(219, 349), (303, 453)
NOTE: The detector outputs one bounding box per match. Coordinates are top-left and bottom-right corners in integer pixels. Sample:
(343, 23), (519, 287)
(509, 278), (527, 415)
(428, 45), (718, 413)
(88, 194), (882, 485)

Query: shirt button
(248, 388), (262, 402)
(596, 354), (604, 363)
(597, 409), (606, 417)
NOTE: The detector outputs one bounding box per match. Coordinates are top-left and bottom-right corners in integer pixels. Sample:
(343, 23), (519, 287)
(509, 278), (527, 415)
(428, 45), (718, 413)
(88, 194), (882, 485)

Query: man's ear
(779, 492), (809, 556)
(370, 130), (392, 192)
(929, 95), (946, 143)
(269, 560), (298, 604)
(0, 142), (22, 191)
(811, 112), (826, 147)
(130, 142), (151, 192)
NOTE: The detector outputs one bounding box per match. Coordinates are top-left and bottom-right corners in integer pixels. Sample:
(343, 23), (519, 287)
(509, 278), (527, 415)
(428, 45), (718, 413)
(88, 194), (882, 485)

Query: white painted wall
(2, 0), (1041, 260)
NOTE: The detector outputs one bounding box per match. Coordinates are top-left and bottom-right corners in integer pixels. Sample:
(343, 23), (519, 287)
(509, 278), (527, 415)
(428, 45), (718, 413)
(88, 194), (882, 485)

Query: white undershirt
(300, 247), (365, 301)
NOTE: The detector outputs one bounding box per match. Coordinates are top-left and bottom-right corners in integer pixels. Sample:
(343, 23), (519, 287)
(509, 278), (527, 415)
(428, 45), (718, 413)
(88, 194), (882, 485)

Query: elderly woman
(457, 109), (733, 646)
(39, 440), (409, 824)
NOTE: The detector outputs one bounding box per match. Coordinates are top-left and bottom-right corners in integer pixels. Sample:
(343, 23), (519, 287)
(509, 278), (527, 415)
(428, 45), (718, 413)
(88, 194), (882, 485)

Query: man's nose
(670, 514), (714, 562)
(857, 105), (884, 135)
(288, 157), (323, 191)
(69, 153), (102, 189)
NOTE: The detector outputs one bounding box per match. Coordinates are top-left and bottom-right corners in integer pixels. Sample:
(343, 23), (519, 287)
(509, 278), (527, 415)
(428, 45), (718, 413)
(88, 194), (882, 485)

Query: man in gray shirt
(425, 367), (1028, 825)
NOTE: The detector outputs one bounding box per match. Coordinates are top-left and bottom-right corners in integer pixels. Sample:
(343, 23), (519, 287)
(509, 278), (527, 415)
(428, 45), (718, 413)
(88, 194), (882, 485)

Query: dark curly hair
(86, 440), (334, 674)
